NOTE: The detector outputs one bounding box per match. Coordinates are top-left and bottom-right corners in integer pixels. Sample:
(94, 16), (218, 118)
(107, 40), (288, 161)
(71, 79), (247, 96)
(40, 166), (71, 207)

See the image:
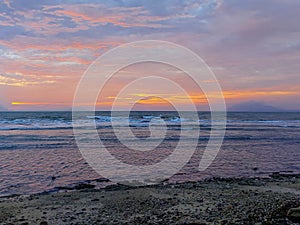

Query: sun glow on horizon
(9, 87), (300, 110)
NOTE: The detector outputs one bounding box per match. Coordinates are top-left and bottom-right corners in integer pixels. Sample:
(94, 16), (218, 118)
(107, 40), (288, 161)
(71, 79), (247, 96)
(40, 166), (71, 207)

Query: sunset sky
(0, 0), (299, 111)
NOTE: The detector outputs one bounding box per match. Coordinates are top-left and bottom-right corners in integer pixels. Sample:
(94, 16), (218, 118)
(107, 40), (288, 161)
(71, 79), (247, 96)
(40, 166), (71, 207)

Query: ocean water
(0, 111), (300, 196)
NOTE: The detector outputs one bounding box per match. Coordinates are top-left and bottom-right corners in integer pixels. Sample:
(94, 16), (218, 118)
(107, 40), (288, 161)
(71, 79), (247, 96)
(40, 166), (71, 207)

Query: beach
(0, 174), (299, 225)
(1, 0), (300, 223)
(0, 112), (300, 224)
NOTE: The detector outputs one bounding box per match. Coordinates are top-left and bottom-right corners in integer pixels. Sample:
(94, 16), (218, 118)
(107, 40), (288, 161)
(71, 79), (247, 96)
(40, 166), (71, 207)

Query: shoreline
(2, 171), (299, 198)
(0, 174), (299, 224)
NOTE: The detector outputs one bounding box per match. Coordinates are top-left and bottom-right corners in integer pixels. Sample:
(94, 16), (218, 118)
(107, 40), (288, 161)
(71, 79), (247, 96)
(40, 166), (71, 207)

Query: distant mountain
(228, 101), (284, 112)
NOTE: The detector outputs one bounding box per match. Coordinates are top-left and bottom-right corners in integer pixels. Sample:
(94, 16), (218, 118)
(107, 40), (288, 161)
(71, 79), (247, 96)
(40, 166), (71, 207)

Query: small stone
(196, 198), (203, 203)
(287, 207), (300, 222)
(74, 183), (95, 190)
(40, 222), (48, 225)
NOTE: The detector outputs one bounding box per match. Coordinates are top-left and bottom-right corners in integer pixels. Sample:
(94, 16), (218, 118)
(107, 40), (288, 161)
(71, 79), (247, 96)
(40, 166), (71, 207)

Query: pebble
(287, 206), (300, 222)
(39, 222), (48, 225)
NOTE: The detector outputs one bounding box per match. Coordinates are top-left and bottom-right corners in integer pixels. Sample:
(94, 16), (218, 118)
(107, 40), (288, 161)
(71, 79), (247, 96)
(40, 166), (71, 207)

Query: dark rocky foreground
(0, 175), (300, 225)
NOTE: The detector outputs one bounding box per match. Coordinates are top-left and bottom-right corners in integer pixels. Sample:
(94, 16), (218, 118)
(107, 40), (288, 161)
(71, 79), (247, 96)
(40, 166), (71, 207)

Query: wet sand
(0, 175), (300, 225)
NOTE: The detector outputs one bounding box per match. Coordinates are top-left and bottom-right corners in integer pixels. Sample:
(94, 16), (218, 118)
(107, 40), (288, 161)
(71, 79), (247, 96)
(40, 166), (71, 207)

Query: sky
(0, 0), (299, 111)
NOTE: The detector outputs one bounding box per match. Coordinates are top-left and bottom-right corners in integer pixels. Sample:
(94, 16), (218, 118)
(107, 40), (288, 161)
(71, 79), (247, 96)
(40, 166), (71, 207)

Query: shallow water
(0, 111), (299, 195)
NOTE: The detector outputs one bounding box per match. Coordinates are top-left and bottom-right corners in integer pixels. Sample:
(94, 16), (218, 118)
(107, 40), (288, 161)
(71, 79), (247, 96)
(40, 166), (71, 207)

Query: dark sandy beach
(0, 174), (299, 225)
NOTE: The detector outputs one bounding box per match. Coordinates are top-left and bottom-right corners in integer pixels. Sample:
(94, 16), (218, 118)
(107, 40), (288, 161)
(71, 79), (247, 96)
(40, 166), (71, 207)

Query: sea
(0, 111), (300, 196)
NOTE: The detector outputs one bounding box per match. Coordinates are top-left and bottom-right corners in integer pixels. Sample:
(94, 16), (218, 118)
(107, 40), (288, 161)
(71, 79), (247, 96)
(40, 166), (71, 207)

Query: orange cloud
(56, 10), (129, 27)
(0, 37), (124, 69)
(0, 72), (57, 87)
(11, 102), (66, 106)
(222, 89), (300, 99)
(0, 39), (121, 52)
(52, 5), (169, 28)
